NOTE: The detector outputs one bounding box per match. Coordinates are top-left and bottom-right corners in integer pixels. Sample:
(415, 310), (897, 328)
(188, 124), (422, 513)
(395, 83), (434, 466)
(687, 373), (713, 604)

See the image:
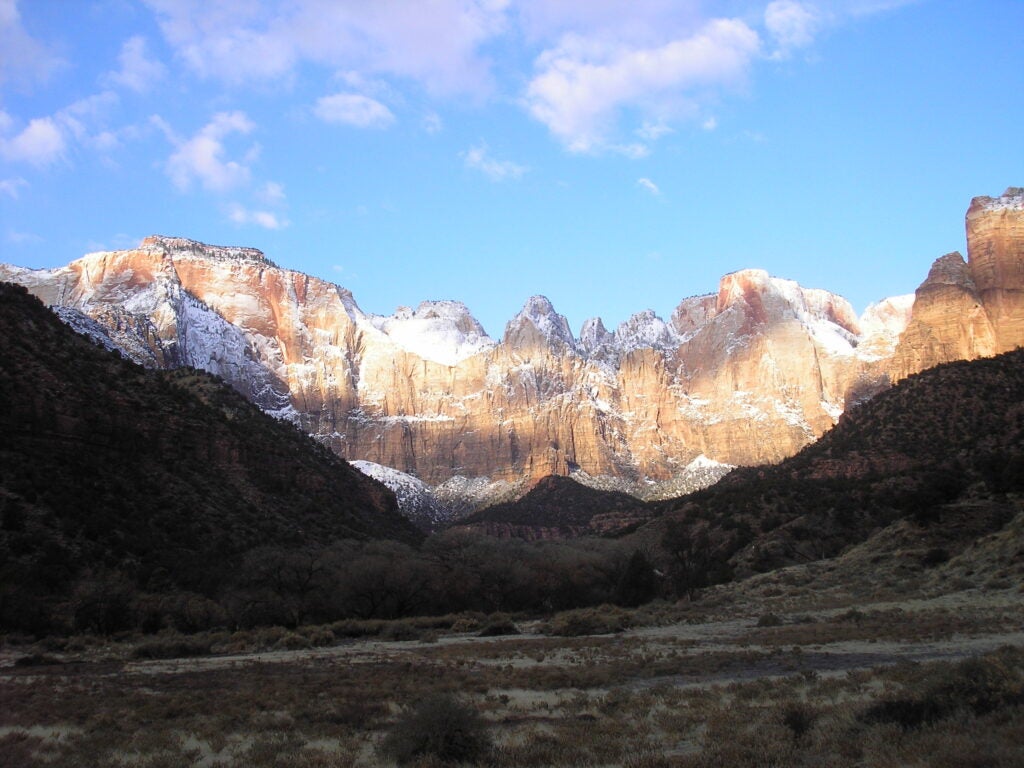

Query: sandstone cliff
(1, 190), (1020, 491)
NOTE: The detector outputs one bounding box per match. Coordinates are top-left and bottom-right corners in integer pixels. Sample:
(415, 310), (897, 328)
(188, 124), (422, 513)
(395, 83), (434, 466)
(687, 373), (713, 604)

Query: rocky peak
(714, 269), (858, 337)
(670, 294), (718, 336)
(614, 309), (680, 353)
(920, 252), (975, 290)
(140, 235), (274, 266)
(579, 316), (614, 353)
(503, 295), (577, 353)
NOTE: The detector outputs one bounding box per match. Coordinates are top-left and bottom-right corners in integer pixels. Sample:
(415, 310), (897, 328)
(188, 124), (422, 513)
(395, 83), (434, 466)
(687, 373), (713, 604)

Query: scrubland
(3, 565), (1022, 767)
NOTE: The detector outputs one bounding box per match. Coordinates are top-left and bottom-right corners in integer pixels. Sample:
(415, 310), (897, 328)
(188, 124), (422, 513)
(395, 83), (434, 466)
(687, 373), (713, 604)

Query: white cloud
(702, 116), (718, 131)
(144, 0), (507, 94)
(0, 176), (27, 198)
(524, 18), (760, 152)
(105, 36), (166, 92)
(765, 1), (819, 58)
(0, 0), (63, 86)
(637, 177), (660, 195)
(462, 142), (526, 181)
(314, 93), (395, 129)
(0, 116), (66, 166)
(57, 91), (120, 141)
(163, 111), (256, 192)
(228, 203), (288, 230)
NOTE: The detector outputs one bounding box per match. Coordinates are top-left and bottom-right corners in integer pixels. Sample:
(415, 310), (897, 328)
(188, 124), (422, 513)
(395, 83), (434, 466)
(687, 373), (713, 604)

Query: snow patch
(351, 460), (454, 530)
(368, 300), (495, 366)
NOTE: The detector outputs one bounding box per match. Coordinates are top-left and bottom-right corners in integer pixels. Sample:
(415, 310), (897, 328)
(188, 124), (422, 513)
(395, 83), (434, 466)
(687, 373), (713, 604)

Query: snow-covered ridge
(368, 300), (496, 366)
(51, 306), (124, 355)
(974, 188), (1024, 212)
(141, 235), (274, 265)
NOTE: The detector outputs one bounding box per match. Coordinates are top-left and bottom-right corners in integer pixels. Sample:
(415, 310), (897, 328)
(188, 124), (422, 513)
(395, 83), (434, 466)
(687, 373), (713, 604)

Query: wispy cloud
(462, 142), (526, 181)
(0, 0), (64, 87)
(6, 229), (43, 244)
(258, 181), (286, 205)
(159, 111), (256, 192)
(637, 177), (661, 195)
(423, 112), (444, 134)
(104, 36), (166, 92)
(314, 93), (395, 129)
(143, 0), (506, 95)
(0, 176), (27, 198)
(228, 203), (288, 230)
(765, 1), (820, 58)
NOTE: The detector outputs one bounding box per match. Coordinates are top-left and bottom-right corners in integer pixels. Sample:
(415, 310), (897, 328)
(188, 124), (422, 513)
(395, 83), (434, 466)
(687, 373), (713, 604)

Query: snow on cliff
(368, 301), (495, 366)
(351, 460), (456, 530)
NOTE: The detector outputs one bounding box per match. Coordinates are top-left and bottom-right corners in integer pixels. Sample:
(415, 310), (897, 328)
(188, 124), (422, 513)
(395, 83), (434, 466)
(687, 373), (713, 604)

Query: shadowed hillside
(0, 283), (420, 634)
(642, 348), (1024, 584)
(457, 475), (651, 539)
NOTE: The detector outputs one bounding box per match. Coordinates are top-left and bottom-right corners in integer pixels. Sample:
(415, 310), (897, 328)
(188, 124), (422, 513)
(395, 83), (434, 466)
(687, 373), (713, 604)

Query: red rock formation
(2, 190), (1020, 488)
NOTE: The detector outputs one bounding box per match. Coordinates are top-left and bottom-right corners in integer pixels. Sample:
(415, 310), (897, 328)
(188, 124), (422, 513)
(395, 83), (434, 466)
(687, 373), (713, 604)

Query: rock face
(889, 188), (1024, 378)
(2, 191), (1021, 491)
(966, 188), (1024, 353)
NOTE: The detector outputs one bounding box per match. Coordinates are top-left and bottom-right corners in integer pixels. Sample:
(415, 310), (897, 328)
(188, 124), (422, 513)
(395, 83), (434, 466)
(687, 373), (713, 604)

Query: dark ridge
(459, 474), (650, 536)
(643, 348), (1024, 577)
(0, 283), (420, 631)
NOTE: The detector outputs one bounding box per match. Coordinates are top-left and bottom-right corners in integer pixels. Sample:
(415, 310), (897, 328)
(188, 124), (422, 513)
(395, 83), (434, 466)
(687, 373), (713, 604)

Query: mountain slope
(641, 347), (1024, 581)
(456, 474), (651, 539)
(0, 283), (420, 633)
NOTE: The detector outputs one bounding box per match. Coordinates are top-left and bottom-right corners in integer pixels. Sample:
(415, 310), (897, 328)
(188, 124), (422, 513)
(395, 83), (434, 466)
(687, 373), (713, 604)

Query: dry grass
(3, 573), (1023, 766)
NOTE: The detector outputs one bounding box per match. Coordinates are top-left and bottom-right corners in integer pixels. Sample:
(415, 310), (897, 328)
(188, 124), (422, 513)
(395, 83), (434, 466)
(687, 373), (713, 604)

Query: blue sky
(1, 0), (1021, 338)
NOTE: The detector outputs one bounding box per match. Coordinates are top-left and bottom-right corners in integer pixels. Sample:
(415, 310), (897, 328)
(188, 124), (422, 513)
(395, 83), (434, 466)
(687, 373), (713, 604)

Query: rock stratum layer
(2, 190), (1021, 487)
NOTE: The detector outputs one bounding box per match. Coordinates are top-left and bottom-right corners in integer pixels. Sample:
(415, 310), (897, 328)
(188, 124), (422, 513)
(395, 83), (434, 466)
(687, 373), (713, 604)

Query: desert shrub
(381, 621), (427, 642)
(780, 701), (817, 740)
(451, 614), (486, 633)
(477, 618), (520, 637)
(330, 619), (386, 638)
(273, 632), (312, 651)
(379, 693), (492, 765)
(298, 626), (336, 647)
(861, 648), (1024, 729)
(545, 605), (632, 636)
(13, 653), (62, 667)
(132, 635), (213, 659)
(922, 547), (951, 567)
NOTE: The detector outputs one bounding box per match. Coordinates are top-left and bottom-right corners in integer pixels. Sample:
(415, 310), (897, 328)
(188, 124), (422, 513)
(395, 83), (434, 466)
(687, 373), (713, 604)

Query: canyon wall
(2, 189), (1020, 486)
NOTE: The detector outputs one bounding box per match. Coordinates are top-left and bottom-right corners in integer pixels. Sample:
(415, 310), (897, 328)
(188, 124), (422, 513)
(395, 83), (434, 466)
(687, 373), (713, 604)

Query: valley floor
(2, 581), (1023, 767)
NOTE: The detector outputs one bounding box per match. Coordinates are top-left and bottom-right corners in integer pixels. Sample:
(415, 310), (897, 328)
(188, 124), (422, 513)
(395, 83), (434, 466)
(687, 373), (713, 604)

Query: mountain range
(1, 188), (1021, 516)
